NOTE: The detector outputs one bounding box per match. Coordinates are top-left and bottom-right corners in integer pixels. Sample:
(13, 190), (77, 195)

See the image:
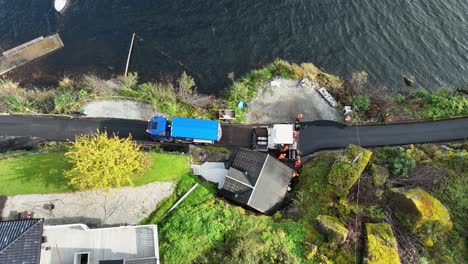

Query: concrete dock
(0, 33), (64, 75)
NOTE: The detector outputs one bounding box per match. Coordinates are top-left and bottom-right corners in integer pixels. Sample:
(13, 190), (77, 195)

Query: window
(74, 252), (90, 264)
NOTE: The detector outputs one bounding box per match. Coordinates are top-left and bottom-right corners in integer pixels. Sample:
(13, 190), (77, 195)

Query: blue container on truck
(147, 116), (222, 144)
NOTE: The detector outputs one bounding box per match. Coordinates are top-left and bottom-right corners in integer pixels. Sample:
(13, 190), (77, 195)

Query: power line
(353, 114), (362, 264)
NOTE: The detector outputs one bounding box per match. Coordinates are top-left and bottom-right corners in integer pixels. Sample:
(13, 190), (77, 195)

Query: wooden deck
(0, 33), (64, 75)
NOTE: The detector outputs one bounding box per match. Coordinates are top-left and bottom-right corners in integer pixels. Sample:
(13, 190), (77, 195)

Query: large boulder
(328, 145), (372, 197)
(389, 188), (453, 247)
(316, 215), (348, 244)
(364, 223), (401, 264)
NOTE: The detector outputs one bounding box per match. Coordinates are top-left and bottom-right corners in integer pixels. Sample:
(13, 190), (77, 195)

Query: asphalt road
(1, 115), (467, 155)
(0, 115), (149, 141)
(299, 118), (468, 154)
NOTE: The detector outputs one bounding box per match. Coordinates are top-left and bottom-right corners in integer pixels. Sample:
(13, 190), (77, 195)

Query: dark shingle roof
(226, 167), (254, 187)
(221, 177), (253, 205)
(0, 219), (44, 264)
(221, 149), (294, 213)
(231, 149), (268, 186)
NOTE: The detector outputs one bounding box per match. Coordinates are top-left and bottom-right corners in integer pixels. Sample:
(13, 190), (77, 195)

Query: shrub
(272, 59), (293, 78)
(58, 77), (76, 93)
(416, 88), (430, 100)
(395, 93), (406, 104)
(81, 74), (116, 96)
(27, 89), (55, 113)
(348, 71), (369, 94)
(54, 93), (77, 114)
(176, 71), (196, 97)
(65, 130), (150, 191)
(118, 72), (139, 89)
(377, 148), (416, 177)
(291, 63), (305, 79)
(421, 88), (468, 119)
(347, 95), (370, 111)
(301, 63), (320, 81)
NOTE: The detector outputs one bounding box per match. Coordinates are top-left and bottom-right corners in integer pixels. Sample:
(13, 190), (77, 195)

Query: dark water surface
(1, 0), (468, 94)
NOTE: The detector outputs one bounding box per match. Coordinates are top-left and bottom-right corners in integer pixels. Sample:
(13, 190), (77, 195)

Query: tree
(65, 130), (150, 190)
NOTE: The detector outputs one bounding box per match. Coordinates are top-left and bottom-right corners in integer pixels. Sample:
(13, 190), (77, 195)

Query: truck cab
(146, 117), (171, 141)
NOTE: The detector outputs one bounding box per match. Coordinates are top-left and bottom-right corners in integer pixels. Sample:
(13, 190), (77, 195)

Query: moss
(328, 145), (373, 197)
(369, 163), (389, 187)
(304, 244), (318, 260)
(294, 152), (337, 215)
(316, 215), (348, 244)
(389, 188), (453, 247)
(364, 223), (401, 264)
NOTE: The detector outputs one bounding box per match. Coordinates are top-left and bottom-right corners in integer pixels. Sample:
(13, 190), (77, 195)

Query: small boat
(54, 0), (68, 14)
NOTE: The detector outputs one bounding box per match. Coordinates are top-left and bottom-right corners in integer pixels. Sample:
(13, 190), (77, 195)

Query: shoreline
(1, 59), (467, 125)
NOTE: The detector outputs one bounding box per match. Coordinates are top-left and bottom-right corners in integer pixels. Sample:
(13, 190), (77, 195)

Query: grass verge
(0, 152), (190, 196)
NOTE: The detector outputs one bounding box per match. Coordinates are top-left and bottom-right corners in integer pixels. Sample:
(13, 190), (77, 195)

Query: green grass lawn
(133, 153), (191, 185)
(0, 152), (190, 196)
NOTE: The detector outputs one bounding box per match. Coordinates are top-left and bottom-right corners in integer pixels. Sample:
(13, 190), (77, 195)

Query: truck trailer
(147, 116), (222, 144)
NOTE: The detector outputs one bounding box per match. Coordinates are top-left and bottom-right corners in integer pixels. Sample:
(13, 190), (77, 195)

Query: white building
(40, 224), (160, 264)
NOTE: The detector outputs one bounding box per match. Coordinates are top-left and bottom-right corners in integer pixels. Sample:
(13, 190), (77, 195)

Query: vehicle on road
(147, 116), (222, 144)
(252, 114), (302, 162)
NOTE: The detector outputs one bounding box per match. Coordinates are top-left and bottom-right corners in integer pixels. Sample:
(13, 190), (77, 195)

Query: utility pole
(124, 33), (136, 77)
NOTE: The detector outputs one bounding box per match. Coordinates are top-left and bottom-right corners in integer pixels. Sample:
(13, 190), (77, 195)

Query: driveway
(1, 182), (173, 226)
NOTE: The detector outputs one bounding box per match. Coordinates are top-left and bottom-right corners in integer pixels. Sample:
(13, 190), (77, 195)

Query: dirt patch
(1, 182), (173, 226)
(246, 78), (343, 124)
(83, 100), (165, 120)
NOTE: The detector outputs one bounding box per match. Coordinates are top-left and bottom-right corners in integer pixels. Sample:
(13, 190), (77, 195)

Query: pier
(0, 33), (64, 75)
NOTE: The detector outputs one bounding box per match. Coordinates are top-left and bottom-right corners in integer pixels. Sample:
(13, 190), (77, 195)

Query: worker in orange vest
(296, 113), (303, 121)
(278, 153), (286, 160)
(294, 160), (302, 167)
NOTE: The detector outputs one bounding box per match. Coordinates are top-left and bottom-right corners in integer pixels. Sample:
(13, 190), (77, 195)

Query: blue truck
(147, 116), (222, 144)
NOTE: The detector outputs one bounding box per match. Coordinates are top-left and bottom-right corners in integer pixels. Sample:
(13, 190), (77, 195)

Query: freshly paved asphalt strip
(299, 118), (468, 155)
(0, 115), (149, 141)
(1, 115), (467, 155)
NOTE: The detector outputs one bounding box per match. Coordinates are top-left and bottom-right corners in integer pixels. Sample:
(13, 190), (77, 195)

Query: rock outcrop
(328, 144), (372, 197)
(389, 188), (453, 247)
(364, 223), (401, 264)
(316, 215), (348, 244)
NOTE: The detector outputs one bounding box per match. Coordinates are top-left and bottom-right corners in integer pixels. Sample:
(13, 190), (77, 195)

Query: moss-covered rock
(369, 163), (389, 187)
(389, 188), (453, 247)
(364, 223), (401, 264)
(304, 244), (318, 260)
(316, 215), (348, 244)
(328, 144), (373, 197)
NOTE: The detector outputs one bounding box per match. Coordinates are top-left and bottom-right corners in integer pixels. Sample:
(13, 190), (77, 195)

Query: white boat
(54, 0), (68, 13)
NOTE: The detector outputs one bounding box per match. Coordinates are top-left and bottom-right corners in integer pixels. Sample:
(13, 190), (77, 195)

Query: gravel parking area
(1, 182), (173, 226)
(246, 78), (342, 124)
(83, 100), (165, 120)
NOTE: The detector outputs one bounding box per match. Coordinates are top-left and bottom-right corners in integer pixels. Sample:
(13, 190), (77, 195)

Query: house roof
(221, 149), (294, 213)
(41, 224), (159, 264)
(0, 219), (44, 264)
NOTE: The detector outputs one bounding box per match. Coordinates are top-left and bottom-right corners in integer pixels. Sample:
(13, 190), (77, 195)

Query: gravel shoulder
(1, 182), (174, 226)
(246, 78), (343, 124)
(83, 100), (165, 120)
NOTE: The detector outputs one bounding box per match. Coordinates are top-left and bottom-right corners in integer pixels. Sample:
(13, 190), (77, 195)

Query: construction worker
(294, 160), (302, 167)
(278, 153), (286, 160)
(283, 145), (289, 152)
(296, 113), (303, 121)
